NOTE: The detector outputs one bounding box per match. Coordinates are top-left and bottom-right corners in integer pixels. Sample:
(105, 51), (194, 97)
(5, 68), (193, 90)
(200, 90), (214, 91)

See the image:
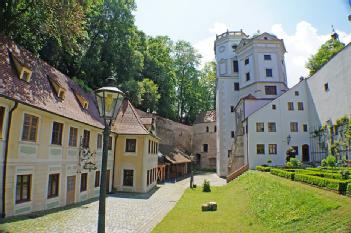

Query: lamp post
(287, 135), (291, 145)
(189, 154), (195, 188)
(95, 78), (124, 233)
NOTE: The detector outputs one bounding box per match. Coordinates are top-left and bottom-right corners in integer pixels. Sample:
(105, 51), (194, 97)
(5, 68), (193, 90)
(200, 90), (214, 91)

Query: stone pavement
(3, 173), (225, 233)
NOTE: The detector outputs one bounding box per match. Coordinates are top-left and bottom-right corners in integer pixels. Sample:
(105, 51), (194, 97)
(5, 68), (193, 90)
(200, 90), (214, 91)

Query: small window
(231, 131), (235, 138)
(288, 102), (294, 111)
(206, 126), (209, 132)
(22, 113), (39, 142)
(292, 146), (299, 155)
(51, 122), (63, 145)
(230, 106), (234, 112)
(214, 126), (217, 132)
(97, 134), (102, 149)
(272, 104), (276, 110)
(246, 72), (250, 81)
(295, 91), (299, 96)
(290, 122), (298, 132)
(298, 102), (304, 111)
(256, 144), (265, 154)
(228, 150), (232, 158)
(256, 122), (264, 132)
(69, 127), (78, 147)
(264, 55), (271, 60)
(82, 130), (90, 148)
(269, 144), (277, 154)
(265, 68), (273, 77)
(123, 169), (134, 187)
(245, 58), (249, 65)
(16, 174), (31, 204)
(80, 173), (87, 192)
(0, 106), (5, 139)
(303, 124), (308, 132)
(324, 83), (329, 91)
(95, 171), (100, 187)
(265, 86), (277, 95)
(234, 82), (240, 91)
(48, 174), (59, 198)
(125, 139), (136, 153)
(108, 136), (113, 150)
(203, 144), (208, 152)
(233, 60), (239, 72)
(268, 122), (276, 132)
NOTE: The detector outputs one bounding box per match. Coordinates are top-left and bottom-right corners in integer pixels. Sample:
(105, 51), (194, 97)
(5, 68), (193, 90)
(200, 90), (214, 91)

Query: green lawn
(152, 171), (351, 233)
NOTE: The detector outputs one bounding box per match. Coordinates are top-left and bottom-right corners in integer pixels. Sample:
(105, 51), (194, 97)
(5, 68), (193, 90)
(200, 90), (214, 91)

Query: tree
(306, 37), (345, 76)
(138, 78), (161, 113)
(199, 61), (216, 110)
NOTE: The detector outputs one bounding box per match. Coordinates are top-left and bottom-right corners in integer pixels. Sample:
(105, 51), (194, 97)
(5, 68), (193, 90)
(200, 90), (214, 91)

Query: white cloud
(194, 21), (351, 87)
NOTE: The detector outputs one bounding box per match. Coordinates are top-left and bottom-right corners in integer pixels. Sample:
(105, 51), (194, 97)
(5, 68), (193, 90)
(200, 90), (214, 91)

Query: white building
(216, 30), (351, 174)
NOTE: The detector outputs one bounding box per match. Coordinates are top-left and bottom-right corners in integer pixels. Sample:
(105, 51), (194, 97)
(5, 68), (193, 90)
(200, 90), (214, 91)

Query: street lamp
(287, 135), (291, 145)
(95, 78), (124, 233)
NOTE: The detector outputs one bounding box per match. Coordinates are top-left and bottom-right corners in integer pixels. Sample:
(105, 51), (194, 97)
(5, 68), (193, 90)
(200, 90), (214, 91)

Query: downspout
(2, 101), (18, 218)
(111, 134), (118, 193)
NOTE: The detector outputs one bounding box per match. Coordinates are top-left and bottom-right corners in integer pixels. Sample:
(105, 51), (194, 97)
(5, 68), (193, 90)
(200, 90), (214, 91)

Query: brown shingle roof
(140, 117), (153, 125)
(193, 110), (216, 124)
(165, 149), (191, 164)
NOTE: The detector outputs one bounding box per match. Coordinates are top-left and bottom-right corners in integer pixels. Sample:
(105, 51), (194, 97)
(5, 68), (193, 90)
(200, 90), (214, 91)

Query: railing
(216, 30), (247, 40)
(226, 164), (249, 183)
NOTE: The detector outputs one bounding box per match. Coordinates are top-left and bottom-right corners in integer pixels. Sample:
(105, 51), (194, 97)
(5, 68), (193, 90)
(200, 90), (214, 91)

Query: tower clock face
(219, 46), (225, 53)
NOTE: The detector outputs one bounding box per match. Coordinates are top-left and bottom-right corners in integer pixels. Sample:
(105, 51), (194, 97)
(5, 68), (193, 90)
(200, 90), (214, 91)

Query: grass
(152, 171), (351, 233)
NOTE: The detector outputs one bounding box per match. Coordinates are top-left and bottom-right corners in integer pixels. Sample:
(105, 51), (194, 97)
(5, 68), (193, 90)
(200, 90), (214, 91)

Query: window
(82, 130), (90, 148)
(265, 86), (277, 95)
(95, 171), (100, 187)
(303, 124), (308, 132)
(288, 102), (294, 111)
(230, 106), (234, 112)
(22, 113), (39, 142)
(148, 140), (151, 154)
(324, 83), (329, 91)
(108, 136), (113, 150)
(68, 127), (78, 147)
(51, 122), (63, 145)
(298, 102), (304, 111)
(256, 122), (264, 132)
(80, 173), (87, 192)
(203, 144), (208, 153)
(264, 54), (271, 60)
(246, 72), (250, 81)
(292, 146), (299, 155)
(269, 144), (277, 154)
(0, 106), (4, 139)
(123, 169), (134, 186)
(295, 91), (299, 96)
(290, 122), (298, 132)
(272, 104), (276, 110)
(256, 144), (265, 154)
(147, 170), (150, 186)
(245, 58), (249, 65)
(214, 126), (217, 132)
(206, 126), (209, 132)
(16, 174), (31, 203)
(233, 60), (239, 72)
(268, 122), (276, 132)
(231, 131), (235, 138)
(228, 150), (232, 158)
(265, 68), (273, 77)
(234, 82), (240, 91)
(48, 174), (59, 198)
(97, 134), (102, 149)
(125, 139), (136, 153)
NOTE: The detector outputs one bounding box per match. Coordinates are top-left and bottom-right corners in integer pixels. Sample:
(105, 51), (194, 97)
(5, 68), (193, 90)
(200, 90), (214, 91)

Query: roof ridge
(127, 100), (150, 134)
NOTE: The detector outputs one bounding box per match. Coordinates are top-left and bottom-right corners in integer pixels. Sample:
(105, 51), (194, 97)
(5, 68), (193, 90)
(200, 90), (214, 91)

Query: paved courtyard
(0, 173), (225, 233)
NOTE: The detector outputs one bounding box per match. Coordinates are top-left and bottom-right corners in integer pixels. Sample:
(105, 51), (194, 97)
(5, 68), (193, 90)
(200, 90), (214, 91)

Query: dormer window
(10, 52), (32, 82)
(48, 76), (66, 100)
(74, 91), (89, 110)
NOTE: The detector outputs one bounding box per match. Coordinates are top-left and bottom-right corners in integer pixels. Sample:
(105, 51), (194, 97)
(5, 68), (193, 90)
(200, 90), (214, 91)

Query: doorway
(66, 176), (76, 205)
(302, 144), (310, 162)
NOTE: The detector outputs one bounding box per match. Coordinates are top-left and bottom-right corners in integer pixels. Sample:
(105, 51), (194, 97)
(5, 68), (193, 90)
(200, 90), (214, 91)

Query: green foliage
(256, 166), (271, 172)
(270, 168), (295, 180)
(286, 158), (301, 168)
(324, 155), (337, 167)
(138, 78), (161, 113)
(294, 173), (348, 193)
(202, 179), (211, 192)
(321, 159), (327, 167)
(285, 147), (296, 162)
(306, 38), (345, 76)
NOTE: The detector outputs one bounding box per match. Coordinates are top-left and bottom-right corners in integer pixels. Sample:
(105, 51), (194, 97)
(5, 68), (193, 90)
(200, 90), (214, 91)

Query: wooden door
(302, 144), (310, 162)
(106, 170), (110, 193)
(66, 176), (76, 205)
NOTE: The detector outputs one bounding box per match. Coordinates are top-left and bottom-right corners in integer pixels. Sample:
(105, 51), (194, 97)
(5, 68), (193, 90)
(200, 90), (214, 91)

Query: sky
(134, 0), (351, 87)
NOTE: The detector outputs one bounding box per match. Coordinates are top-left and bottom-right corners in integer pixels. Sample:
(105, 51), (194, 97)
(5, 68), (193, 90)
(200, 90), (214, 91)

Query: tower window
(324, 83), (329, 91)
(245, 58), (249, 65)
(246, 72), (250, 81)
(231, 131), (234, 138)
(265, 86), (277, 95)
(272, 104), (276, 110)
(233, 60), (239, 72)
(265, 68), (273, 77)
(288, 102), (294, 111)
(203, 144), (208, 152)
(234, 82), (240, 91)
(264, 55), (271, 60)
(295, 91), (299, 96)
(230, 106), (234, 112)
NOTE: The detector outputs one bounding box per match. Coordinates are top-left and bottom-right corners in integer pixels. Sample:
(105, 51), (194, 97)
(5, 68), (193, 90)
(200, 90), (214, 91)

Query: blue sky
(134, 0), (351, 86)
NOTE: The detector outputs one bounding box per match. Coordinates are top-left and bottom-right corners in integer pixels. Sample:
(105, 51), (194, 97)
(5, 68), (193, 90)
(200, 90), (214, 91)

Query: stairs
(226, 164), (249, 183)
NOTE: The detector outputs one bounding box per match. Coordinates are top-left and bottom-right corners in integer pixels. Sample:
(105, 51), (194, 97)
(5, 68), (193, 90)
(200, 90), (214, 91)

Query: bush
(270, 168), (295, 180)
(347, 183), (351, 196)
(294, 173), (349, 193)
(203, 179), (211, 192)
(256, 166), (271, 172)
(286, 147), (296, 162)
(286, 158), (301, 168)
(341, 170), (350, 180)
(325, 155), (337, 167)
(321, 159), (327, 167)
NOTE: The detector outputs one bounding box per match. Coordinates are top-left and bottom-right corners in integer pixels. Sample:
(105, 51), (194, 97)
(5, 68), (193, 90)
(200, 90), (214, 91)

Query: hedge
(270, 168), (295, 180)
(347, 183), (351, 196)
(294, 173), (349, 193)
(256, 166), (271, 172)
(295, 169), (345, 179)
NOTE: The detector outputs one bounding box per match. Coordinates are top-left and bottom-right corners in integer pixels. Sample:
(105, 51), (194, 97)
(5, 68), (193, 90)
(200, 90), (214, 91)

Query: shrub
(256, 166), (271, 172)
(294, 173), (349, 193)
(341, 170), (350, 180)
(270, 168), (295, 180)
(286, 147), (296, 162)
(347, 183), (351, 196)
(286, 158), (301, 168)
(203, 179), (211, 192)
(321, 159), (327, 167)
(325, 155), (337, 167)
